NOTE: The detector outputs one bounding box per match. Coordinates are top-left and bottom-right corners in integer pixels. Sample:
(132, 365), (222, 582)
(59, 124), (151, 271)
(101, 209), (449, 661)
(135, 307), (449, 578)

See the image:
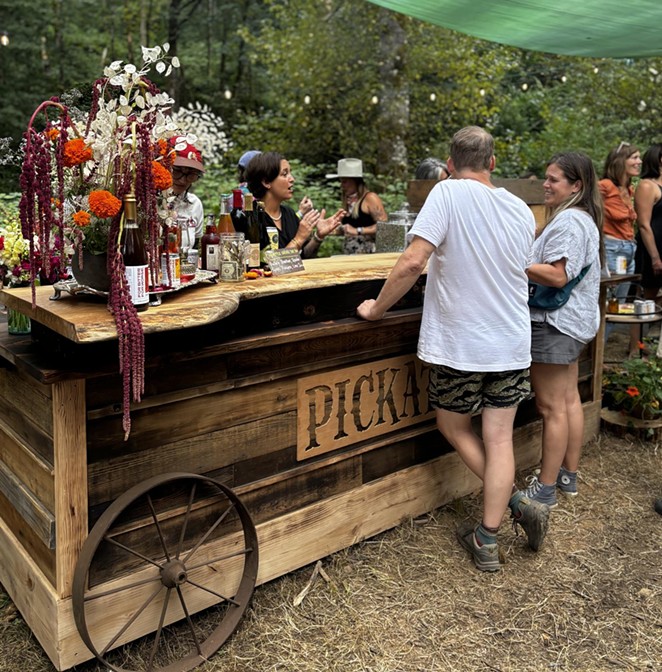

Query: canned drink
(634, 299), (646, 316)
(266, 226), (279, 251)
(615, 256), (627, 274)
(160, 252), (181, 288)
(645, 299), (657, 315)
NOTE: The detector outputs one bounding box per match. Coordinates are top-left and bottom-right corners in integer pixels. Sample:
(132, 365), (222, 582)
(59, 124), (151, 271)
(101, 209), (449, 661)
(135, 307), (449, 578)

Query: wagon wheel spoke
(183, 501), (237, 564)
(186, 546), (254, 572)
(104, 534), (164, 569)
(147, 588), (173, 672)
(175, 585), (204, 657)
(147, 493), (172, 562)
(84, 571), (163, 602)
(99, 584), (165, 657)
(175, 483), (198, 559)
(185, 578), (240, 607)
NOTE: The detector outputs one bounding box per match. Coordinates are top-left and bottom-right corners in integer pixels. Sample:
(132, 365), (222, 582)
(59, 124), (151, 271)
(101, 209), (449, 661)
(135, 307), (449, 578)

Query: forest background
(1, 0), (662, 217)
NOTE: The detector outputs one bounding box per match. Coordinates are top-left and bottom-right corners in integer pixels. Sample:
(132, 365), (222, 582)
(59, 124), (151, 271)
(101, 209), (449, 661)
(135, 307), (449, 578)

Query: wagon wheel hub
(160, 559), (188, 588)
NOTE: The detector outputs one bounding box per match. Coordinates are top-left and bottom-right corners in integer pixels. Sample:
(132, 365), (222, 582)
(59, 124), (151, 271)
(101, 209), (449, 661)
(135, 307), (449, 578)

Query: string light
(479, 88), (486, 97)
(371, 95), (379, 105)
(0, 32), (8, 47)
(304, 95), (311, 105)
(561, 75), (568, 83)
(521, 83), (528, 91)
(224, 89), (232, 100)
(430, 93), (436, 102)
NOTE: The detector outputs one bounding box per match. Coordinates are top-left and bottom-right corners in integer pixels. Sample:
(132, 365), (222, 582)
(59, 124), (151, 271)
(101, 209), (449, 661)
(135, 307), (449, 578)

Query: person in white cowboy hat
(326, 158), (388, 254)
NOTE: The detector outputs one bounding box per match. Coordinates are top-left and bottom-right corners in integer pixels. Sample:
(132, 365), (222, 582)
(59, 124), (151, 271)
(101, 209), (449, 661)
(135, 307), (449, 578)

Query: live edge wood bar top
(0, 253), (404, 344)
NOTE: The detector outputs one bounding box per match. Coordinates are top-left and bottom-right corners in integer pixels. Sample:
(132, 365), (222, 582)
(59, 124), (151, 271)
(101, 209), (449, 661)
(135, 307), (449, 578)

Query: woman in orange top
(599, 143), (641, 273)
(599, 142), (641, 356)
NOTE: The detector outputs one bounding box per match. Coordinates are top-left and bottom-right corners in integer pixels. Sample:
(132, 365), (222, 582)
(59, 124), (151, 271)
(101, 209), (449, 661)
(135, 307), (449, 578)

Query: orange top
(599, 179), (636, 240)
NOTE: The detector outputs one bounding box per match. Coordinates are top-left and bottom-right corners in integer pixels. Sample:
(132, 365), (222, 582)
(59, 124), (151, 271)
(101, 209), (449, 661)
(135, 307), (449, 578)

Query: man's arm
(356, 236), (435, 321)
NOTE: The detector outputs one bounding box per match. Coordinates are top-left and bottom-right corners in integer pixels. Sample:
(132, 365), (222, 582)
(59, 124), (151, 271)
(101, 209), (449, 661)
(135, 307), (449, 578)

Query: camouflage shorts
(428, 364), (531, 414)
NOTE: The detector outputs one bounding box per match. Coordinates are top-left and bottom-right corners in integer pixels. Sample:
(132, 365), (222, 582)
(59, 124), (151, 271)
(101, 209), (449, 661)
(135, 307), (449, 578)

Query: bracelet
(313, 232), (324, 243)
(296, 210), (303, 219)
(357, 226), (363, 235)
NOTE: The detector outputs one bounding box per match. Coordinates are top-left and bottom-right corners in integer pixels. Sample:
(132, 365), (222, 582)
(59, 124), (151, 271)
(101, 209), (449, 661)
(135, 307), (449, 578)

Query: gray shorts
(428, 364), (531, 414)
(530, 321), (584, 365)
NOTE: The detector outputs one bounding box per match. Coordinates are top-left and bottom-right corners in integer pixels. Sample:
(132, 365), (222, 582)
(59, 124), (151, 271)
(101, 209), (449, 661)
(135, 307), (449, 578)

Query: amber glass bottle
(218, 193), (235, 234)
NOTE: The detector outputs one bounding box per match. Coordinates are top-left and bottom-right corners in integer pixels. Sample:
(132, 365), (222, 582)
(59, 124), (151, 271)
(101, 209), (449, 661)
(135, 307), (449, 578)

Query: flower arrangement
(0, 203), (64, 287)
(0, 205), (31, 287)
(18, 44), (182, 439)
(602, 350), (662, 420)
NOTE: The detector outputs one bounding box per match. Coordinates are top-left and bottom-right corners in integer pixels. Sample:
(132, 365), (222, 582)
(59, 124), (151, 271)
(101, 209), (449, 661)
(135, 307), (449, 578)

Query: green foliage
(603, 356), (662, 419)
(3, 0), (662, 193)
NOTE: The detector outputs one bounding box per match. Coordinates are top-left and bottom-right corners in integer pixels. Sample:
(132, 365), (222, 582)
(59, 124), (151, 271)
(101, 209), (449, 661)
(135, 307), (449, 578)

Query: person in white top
(520, 152), (603, 509)
(357, 126), (549, 572)
(170, 138), (205, 249)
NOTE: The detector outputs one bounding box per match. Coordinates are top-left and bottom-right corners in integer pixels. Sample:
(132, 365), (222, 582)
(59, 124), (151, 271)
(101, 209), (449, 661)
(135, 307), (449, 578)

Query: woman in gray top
(521, 152), (603, 508)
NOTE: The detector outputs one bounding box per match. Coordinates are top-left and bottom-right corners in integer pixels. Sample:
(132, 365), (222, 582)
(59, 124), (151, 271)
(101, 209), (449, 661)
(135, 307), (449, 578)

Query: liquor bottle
(201, 214), (220, 273)
(218, 193), (235, 234)
(244, 194), (261, 270)
(120, 193), (149, 311)
(230, 189), (248, 236)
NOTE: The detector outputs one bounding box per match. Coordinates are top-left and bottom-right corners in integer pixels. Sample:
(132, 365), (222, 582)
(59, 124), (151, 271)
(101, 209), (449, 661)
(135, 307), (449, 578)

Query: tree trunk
(375, 9), (409, 180)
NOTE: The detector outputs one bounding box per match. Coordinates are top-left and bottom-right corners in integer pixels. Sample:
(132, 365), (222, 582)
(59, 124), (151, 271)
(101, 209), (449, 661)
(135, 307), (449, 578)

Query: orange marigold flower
(62, 138), (93, 167)
(156, 138), (169, 157)
(638, 341), (645, 350)
(73, 210), (92, 227)
(88, 190), (122, 219)
(45, 128), (60, 141)
(152, 160), (173, 191)
(626, 386), (640, 397)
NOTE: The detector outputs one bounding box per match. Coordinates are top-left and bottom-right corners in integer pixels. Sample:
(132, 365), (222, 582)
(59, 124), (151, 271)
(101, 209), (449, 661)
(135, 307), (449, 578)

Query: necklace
(266, 209), (282, 221)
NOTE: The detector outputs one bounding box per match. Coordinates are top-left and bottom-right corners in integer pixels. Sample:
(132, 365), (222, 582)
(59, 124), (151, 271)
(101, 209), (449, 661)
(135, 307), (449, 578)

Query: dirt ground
(1, 330), (660, 672)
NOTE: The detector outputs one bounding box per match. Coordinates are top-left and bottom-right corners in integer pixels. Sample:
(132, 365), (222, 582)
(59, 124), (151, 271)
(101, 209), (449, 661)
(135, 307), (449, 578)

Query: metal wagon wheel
(72, 472), (259, 672)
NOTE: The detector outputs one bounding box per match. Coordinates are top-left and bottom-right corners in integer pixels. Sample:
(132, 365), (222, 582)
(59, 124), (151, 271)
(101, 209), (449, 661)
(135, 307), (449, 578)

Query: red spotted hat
(170, 136), (204, 173)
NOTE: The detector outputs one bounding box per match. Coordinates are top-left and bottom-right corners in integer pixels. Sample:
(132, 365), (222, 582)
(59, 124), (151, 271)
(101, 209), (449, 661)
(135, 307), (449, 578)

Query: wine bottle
(218, 193), (235, 234)
(230, 189), (248, 236)
(120, 193), (149, 311)
(201, 213), (220, 273)
(244, 194), (261, 269)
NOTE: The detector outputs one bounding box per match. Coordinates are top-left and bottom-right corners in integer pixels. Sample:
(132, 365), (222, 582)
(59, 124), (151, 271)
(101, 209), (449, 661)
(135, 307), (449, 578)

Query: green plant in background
(602, 354), (662, 420)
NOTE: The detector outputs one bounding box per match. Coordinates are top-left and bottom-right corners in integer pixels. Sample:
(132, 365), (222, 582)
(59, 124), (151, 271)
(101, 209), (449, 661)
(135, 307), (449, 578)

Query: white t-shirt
(172, 191), (204, 246)
(529, 208), (601, 343)
(408, 179), (535, 372)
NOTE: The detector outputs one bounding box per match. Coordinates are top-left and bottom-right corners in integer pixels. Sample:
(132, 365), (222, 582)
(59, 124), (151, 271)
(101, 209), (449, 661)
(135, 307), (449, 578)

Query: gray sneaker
(511, 496), (550, 551)
(523, 475), (558, 509)
(557, 467), (578, 496)
(456, 522), (502, 572)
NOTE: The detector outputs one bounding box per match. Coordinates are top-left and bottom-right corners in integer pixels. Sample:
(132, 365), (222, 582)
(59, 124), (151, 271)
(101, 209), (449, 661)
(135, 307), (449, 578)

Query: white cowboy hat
(326, 158), (363, 179)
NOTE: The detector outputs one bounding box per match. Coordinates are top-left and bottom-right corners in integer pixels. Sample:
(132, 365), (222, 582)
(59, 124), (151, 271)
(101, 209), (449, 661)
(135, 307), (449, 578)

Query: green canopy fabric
(366, 0), (662, 58)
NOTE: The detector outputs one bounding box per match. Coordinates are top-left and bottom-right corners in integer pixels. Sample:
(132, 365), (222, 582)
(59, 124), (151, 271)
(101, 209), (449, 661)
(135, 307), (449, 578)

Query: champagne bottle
(201, 214), (220, 273)
(218, 193), (235, 234)
(120, 193), (149, 311)
(230, 189), (247, 236)
(244, 194), (261, 269)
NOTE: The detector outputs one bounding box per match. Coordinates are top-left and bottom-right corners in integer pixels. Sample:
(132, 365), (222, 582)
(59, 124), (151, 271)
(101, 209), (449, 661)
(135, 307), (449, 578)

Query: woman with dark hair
(519, 152), (603, 508)
(326, 158), (388, 254)
(246, 152), (343, 259)
(634, 144), (662, 299)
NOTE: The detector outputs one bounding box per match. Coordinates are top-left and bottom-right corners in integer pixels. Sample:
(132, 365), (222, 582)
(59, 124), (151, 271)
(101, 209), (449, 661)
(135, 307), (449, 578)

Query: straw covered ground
(0, 334), (661, 672)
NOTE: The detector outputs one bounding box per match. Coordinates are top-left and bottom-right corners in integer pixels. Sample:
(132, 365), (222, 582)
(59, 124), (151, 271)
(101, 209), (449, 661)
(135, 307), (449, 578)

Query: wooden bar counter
(0, 254), (602, 669)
